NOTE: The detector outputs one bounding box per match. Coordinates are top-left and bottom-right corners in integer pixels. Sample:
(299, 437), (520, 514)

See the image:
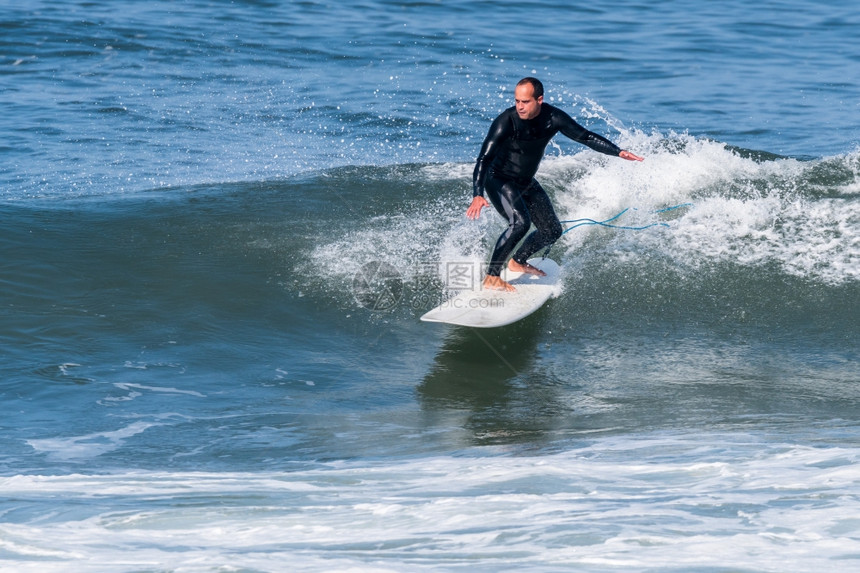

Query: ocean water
(1, 0), (859, 571)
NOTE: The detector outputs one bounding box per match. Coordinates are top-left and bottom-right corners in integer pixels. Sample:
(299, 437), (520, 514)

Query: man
(466, 77), (643, 291)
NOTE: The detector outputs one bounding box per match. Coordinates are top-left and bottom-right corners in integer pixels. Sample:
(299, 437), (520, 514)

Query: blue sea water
(1, 0), (859, 571)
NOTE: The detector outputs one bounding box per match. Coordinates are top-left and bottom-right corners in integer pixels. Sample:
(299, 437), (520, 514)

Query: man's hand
(619, 150), (644, 161)
(466, 196), (490, 220)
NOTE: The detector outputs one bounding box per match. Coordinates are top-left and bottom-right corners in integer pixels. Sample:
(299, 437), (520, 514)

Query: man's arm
(556, 109), (642, 160)
(472, 112), (512, 198)
(467, 112), (512, 219)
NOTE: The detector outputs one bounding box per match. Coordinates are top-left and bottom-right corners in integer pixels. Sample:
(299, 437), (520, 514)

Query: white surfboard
(420, 258), (561, 328)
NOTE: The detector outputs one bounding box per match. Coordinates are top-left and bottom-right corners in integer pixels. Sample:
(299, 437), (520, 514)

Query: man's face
(514, 83), (543, 120)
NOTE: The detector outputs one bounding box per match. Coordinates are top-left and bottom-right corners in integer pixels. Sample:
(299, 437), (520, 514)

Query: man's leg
(484, 177), (531, 290)
(511, 180), (563, 269)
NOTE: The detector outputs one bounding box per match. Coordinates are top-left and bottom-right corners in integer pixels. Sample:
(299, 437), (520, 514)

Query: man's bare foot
(483, 275), (516, 292)
(507, 259), (546, 276)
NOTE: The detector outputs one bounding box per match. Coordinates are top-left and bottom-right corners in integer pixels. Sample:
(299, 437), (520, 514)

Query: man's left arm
(557, 110), (643, 161)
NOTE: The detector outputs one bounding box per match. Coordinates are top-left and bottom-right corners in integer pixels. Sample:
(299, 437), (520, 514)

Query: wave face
(3, 135), (857, 458)
(7, 135), (856, 364)
(308, 135), (859, 328)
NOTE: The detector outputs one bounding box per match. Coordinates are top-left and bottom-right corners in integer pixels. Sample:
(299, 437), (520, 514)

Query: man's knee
(548, 220), (563, 242)
(509, 212), (531, 242)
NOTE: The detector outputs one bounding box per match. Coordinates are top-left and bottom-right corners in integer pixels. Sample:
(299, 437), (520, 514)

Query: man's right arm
(472, 112), (511, 198)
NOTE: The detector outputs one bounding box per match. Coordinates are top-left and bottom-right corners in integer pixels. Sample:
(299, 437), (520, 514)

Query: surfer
(467, 77), (643, 291)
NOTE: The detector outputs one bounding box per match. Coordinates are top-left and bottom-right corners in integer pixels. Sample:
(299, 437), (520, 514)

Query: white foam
(2, 437), (860, 571)
(308, 165), (489, 296)
(544, 134), (859, 285)
(26, 421), (160, 461)
(113, 382), (206, 398)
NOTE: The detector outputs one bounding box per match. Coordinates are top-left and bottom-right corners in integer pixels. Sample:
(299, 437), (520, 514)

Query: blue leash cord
(559, 203), (692, 236)
(542, 203), (692, 259)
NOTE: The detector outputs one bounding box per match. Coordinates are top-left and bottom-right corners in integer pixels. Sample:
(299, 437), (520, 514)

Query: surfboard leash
(540, 203), (693, 260)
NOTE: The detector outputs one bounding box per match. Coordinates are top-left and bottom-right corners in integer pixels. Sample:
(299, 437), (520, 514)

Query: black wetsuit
(473, 103), (622, 276)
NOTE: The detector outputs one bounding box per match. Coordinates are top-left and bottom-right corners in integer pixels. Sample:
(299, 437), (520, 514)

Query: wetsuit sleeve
(472, 112), (513, 198)
(555, 110), (622, 157)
